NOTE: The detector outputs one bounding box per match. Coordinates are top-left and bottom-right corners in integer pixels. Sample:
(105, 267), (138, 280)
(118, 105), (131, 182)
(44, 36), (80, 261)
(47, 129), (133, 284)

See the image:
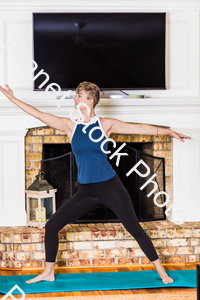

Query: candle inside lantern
(35, 207), (46, 222)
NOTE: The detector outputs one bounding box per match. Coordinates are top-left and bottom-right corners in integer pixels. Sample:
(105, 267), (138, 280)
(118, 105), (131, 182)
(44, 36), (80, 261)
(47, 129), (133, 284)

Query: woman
(0, 81), (190, 285)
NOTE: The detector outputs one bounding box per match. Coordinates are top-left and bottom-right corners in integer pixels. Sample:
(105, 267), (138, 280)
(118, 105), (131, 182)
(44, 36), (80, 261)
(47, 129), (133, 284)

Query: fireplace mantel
(1, 97), (200, 116)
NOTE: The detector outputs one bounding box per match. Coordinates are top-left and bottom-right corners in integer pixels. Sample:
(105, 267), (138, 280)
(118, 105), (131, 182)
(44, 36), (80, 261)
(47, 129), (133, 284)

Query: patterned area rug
(34, 292), (197, 300)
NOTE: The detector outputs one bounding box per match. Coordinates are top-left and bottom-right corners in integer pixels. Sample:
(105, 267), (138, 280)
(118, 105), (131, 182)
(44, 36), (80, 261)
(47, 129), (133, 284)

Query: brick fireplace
(0, 120), (199, 269)
(0, 125), (176, 269)
(0, 125), (180, 269)
(25, 126), (172, 217)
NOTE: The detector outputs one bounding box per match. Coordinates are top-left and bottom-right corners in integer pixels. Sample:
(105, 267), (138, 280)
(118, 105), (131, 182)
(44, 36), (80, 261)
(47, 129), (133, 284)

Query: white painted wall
(0, 0), (200, 225)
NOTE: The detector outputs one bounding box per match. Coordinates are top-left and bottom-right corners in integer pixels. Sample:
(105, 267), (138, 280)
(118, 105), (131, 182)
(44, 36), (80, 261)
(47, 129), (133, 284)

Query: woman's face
(74, 89), (94, 111)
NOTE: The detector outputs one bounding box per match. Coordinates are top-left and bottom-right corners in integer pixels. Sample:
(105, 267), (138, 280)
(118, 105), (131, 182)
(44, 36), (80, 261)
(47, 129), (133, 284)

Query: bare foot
(157, 266), (174, 284)
(26, 272), (55, 284)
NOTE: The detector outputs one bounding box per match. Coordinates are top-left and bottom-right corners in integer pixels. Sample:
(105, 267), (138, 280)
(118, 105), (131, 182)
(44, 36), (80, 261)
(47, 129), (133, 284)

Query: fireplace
(25, 126), (171, 223)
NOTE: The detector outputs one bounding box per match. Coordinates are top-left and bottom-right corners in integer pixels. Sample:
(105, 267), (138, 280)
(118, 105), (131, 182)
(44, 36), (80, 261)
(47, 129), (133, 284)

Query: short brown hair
(76, 81), (100, 108)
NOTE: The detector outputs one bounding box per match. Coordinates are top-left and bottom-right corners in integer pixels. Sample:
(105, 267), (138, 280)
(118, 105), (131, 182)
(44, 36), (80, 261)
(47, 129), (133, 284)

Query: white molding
(171, 206), (200, 223)
(0, 129), (28, 135)
(0, 0), (200, 11)
(167, 12), (199, 96)
(4, 20), (32, 89)
(2, 97), (200, 105)
(171, 129), (200, 222)
(0, 132), (27, 226)
(1, 98), (200, 116)
(0, 211), (26, 226)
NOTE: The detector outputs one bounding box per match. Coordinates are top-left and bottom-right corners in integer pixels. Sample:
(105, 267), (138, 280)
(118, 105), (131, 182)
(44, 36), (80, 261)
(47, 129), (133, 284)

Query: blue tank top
(71, 115), (116, 184)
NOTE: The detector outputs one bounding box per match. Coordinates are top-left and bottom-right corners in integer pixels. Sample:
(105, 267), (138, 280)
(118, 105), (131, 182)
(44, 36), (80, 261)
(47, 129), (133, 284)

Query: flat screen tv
(33, 12), (166, 91)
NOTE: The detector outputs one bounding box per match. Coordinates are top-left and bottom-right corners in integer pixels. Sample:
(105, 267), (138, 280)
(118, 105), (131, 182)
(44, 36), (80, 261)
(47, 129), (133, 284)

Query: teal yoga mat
(0, 270), (196, 294)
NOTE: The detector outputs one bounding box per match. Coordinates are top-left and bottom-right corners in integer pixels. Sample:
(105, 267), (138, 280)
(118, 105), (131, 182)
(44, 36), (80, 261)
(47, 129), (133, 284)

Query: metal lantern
(25, 171), (57, 228)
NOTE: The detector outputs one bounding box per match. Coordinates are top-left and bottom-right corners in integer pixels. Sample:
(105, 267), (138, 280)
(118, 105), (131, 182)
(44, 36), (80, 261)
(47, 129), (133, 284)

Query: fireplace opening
(41, 142), (166, 223)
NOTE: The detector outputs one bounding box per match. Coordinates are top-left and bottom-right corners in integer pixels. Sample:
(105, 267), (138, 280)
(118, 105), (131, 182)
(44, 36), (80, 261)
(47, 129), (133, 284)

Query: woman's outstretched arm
(0, 84), (71, 134)
(104, 117), (191, 142)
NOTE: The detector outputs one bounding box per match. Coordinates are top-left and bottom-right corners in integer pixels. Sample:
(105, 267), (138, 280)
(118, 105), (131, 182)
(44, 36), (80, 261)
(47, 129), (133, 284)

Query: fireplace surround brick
(25, 125), (172, 203)
(24, 126), (172, 230)
(0, 221), (200, 269)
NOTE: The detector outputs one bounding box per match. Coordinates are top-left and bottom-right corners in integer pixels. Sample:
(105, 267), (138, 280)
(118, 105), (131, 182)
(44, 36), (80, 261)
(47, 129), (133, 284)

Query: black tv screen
(33, 12), (166, 91)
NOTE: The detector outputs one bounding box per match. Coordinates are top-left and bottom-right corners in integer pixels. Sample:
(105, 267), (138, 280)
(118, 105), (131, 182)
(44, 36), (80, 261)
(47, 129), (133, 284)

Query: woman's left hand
(170, 130), (191, 142)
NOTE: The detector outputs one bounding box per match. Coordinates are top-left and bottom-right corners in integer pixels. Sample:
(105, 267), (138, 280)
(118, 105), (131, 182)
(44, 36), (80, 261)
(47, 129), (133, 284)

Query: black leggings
(45, 174), (159, 262)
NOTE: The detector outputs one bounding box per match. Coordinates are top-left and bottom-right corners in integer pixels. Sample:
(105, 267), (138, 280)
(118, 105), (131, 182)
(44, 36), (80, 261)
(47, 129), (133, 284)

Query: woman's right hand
(0, 84), (14, 101)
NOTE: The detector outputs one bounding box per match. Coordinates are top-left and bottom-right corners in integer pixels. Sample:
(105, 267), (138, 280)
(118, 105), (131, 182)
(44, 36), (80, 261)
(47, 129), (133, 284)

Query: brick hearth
(0, 221), (200, 268)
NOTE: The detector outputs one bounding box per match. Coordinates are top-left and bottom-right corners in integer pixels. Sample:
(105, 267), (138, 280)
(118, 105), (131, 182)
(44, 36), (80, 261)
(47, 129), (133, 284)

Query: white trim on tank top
(71, 115), (108, 141)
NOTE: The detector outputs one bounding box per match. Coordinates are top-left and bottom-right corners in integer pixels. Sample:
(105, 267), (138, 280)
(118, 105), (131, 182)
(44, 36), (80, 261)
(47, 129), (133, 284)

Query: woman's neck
(82, 110), (96, 123)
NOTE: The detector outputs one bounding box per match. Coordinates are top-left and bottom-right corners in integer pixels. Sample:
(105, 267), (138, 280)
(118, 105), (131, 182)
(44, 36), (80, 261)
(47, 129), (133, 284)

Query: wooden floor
(0, 263), (197, 298)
